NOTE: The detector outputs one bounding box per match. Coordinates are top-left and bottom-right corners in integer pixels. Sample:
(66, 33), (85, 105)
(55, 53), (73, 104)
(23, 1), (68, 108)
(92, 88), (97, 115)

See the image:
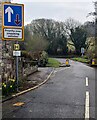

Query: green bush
(38, 51), (48, 67)
(46, 58), (61, 68)
(83, 55), (89, 59)
(71, 57), (90, 63)
(2, 79), (17, 96)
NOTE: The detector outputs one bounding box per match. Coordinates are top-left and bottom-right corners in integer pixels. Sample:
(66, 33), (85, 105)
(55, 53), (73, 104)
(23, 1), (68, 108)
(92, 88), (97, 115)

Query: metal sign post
(13, 43), (21, 91)
(2, 2), (24, 91)
(16, 49), (19, 91)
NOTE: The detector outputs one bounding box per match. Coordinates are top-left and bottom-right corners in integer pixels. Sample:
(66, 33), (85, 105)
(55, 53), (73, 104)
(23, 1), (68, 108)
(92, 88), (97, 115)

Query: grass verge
(71, 57), (90, 64)
(47, 58), (61, 68)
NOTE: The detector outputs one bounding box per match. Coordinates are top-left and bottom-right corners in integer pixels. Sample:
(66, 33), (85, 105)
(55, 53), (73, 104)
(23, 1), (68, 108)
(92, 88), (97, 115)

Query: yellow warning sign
(65, 59), (69, 65)
(92, 59), (95, 65)
(14, 44), (20, 50)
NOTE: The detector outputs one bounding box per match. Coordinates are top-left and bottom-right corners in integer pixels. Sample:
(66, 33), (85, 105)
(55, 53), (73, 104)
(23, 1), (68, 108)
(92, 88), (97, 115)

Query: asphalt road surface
(2, 59), (96, 119)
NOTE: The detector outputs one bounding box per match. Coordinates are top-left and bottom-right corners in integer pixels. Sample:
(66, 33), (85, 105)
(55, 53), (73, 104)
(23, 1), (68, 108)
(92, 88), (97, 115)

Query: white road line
(54, 71), (57, 73)
(85, 91), (90, 119)
(58, 68), (66, 72)
(86, 77), (89, 87)
(54, 68), (66, 74)
(57, 68), (68, 72)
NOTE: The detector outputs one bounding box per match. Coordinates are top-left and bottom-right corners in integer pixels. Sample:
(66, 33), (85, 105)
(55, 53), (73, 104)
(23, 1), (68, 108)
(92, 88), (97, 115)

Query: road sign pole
(16, 41), (19, 92)
(2, 2), (24, 91)
(82, 53), (84, 57)
(16, 53), (19, 91)
(81, 47), (84, 57)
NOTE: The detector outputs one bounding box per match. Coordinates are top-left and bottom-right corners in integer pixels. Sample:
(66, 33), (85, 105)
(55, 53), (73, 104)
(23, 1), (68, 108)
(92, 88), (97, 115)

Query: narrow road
(2, 59), (95, 119)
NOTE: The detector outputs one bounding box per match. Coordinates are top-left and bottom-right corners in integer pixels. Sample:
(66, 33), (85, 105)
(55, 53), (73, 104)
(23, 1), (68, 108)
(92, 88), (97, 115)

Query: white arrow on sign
(5, 7), (14, 22)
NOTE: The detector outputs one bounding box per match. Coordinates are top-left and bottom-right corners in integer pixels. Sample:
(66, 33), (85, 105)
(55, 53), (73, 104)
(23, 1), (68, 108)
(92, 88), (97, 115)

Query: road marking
(54, 69), (65, 74)
(86, 77), (89, 87)
(58, 68), (67, 72)
(85, 91), (89, 119)
(54, 71), (57, 73)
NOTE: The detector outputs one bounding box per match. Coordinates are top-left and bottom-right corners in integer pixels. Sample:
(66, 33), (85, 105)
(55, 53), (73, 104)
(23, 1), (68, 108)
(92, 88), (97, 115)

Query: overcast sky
(12, 0), (96, 25)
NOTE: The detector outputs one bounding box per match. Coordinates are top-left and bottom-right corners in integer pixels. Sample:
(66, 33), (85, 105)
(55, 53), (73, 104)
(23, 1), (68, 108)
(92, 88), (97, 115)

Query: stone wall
(0, 1), (2, 120)
(1, 0), (15, 83)
(0, 0), (1, 95)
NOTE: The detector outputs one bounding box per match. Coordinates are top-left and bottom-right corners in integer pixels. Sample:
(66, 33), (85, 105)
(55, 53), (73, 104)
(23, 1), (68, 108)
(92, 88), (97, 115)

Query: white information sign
(4, 28), (22, 39)
(81, 47), (85, 54)
(13, 51), (21, 57)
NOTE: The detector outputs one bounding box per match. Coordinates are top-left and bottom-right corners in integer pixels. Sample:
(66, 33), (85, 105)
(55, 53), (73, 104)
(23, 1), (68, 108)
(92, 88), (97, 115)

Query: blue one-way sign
(3, 3), (24, 27)
(2, 3), (24, 41)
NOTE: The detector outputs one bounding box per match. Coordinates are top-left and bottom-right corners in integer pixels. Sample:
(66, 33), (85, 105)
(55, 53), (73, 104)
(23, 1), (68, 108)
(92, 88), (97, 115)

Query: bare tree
(26, 34), (48, 52)
(29, 19), (68, 55)
(87, 2), (97, 59)
(64, 18), (87, 55)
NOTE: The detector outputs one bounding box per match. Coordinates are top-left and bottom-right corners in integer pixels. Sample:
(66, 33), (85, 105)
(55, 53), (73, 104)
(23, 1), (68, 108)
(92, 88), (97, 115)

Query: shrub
(38, 51), (48, 67)
(2, 79), (17, 96)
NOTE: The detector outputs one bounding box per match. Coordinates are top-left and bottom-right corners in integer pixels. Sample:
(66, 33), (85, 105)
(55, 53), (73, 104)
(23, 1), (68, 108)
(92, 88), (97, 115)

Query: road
(2, 59), (96, 119)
